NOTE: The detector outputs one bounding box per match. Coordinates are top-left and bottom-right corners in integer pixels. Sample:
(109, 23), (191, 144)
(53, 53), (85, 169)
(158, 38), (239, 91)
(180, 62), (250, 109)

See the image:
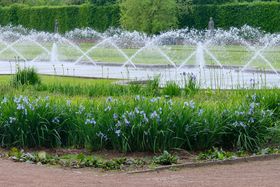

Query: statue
(208, 17), (215, 35)
(54, 19), (59, 33)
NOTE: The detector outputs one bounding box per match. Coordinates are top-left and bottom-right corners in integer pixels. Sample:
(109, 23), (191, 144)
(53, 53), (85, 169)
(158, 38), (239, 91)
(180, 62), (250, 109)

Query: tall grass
(11, 67), (41, 87)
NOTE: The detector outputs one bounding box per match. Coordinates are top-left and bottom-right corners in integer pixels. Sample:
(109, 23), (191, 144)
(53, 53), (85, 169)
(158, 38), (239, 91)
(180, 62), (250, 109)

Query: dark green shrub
(2, 2), (280, 34)
(0, 4), (120, 33)
(178, 2), (280, 33)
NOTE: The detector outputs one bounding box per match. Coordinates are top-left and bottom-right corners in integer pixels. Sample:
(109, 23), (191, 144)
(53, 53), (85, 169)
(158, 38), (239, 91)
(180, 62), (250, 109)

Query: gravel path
(1, 158), (280, 187)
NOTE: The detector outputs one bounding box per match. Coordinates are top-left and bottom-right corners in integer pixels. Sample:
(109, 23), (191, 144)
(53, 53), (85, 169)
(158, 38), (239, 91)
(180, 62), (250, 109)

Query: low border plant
(11, 67), (41, 87)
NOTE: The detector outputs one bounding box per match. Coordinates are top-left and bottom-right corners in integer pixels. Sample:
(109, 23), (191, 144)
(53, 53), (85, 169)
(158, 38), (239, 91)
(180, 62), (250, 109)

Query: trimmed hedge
(0, 4), (120, 33)
(1, 2), (280, 33)
(191, 0), (280, 5)
(179, 2), (280, 32)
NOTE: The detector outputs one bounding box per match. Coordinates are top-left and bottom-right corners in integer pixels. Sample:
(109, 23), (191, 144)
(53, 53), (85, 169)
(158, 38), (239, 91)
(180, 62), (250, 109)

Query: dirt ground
(1, 158), (280, 187)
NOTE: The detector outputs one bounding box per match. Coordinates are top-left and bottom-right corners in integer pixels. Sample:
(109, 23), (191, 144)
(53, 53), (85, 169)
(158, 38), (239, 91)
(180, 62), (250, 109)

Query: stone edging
(127, 154), (280, 175)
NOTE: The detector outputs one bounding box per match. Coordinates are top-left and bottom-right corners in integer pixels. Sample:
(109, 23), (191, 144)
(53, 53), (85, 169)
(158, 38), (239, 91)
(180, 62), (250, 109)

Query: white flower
(17, 104), (25, 110)
(135, 95), (140, 101)
(113, 113), (118, 119)
(66, 100), (71, 106)
(76, 105), (85, 114)
(124, 118), (130, 126)
(115, 129), (121, 137)
(85, 118), (96, 125)
(150, 111), (158, 119)
(52, 117), (60, 123)
(104, 106), (111, 112)
(23, 96), (29, 104)
(134, 107), (140, 114)
(9, 117), (16, 124)
(198, 109), (204, 116)
(184, 100), (195, 109)
(1, 97), (8, 104)
(106, 97), (113, 103)
(96, 132), (108, 141)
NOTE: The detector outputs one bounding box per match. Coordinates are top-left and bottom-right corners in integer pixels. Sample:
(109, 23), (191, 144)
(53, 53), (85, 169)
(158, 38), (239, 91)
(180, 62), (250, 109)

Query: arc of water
(241, 43), (278, 75)
(62, 38), (96, 65)
(200, 39), (223, 68)
(105, 38), (137, 69)
(122, 45), (148, 68)
(122, 39), (176, 68)
(258, 53), (279, 75)
(156, 47), (177, 68)
(74, 37), (137, 68)
(0, 39), (21, 55)
(177, 50), (196, 70)
(28, 38), (51, 55)
(241, 46), (266, 71)
(74, 38), (110, 65)
(27, 38), (52, 63)
(0, 37), (51, 63)
(203, 48), (223, 68)
(29, 55), (41, 63)
(0, 39), (27, 62)
(122, 41), (154, 68)
(177, 39), (222, 70)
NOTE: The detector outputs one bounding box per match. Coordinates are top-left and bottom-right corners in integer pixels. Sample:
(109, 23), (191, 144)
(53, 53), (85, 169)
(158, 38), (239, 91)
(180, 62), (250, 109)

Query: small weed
(197, 148), (247, 161)
(258, 147), (280, 155)
(153, 151), (178, 165)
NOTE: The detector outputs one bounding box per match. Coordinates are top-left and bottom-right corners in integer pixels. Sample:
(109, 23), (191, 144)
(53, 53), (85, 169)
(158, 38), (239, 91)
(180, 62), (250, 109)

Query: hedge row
(1, 2), (280, 33)
(191, 0), (280, 5)
(0, 4), (120, 33)
(179, 2), (280, 32)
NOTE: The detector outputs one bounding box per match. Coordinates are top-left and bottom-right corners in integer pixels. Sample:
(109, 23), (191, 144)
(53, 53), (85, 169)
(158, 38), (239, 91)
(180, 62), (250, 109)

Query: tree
(120, 0), (178, 34)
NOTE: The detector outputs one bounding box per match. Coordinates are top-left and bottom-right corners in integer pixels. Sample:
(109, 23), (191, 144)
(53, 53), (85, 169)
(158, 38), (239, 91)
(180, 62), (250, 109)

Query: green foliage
(11, 67), (41, 87)
(0, 0), (85, 6)
(145, 76), (160, 96)
(257, 147), (280, 155)
(89, 0), (117, 5)
(178, 2), (280, 33)
(8, 147), (22, 158)
(153, 151), (178, 165)
(163, 81), (181, 97)
(0, 4), (120, 33)
(176, 0), (280, 6)
(120, 0), (178, 34)
(0, 90), (278, 152)
(1, 1), (280, 33)
(8, 149), (129, 170)
(197, 147), (247, 160)
(0, 0), (118, 6)
(183, 73), (199, 96)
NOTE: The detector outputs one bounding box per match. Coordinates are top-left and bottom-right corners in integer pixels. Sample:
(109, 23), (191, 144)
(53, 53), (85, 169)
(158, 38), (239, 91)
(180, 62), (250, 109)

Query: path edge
(127, 154), (280, 174)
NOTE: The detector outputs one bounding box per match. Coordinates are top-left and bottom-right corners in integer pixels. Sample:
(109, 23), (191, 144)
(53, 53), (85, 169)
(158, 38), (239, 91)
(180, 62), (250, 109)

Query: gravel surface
(0, 158), (280, 187)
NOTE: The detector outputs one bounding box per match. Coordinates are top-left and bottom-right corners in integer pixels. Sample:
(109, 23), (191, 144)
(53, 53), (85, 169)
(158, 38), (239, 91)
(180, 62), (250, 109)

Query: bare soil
(1, 158), (280, 187)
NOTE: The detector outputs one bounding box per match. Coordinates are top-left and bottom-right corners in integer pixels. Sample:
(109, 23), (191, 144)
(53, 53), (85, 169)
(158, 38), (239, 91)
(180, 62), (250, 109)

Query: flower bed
(0, 91), (278, 152)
